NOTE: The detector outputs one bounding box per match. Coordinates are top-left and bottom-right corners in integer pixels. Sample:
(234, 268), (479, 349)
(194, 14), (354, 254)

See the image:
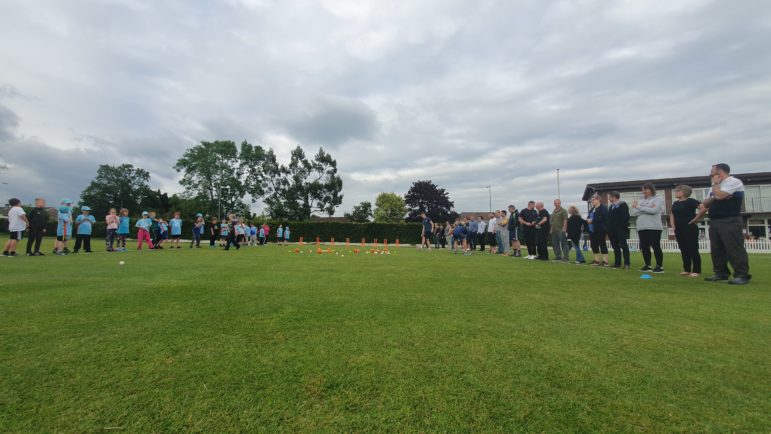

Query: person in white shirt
(486, 212), (498, 254)
(4, 198), (29, 257)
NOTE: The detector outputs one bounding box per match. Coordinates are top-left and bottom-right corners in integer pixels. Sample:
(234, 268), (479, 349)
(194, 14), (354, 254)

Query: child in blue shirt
(190, 213), (204, 248)
(219, 222), (229, 247)
(157, 219), (169, 249)
(54, 200), (73, 255)
(258, 226), (265, 246)
(283, 226), (291, 243)
(73, 206), (96, 253)
(277, 225), (284, 246)
(135, 211), (154, 250)
(117, 208), (130, 251)
(170, 211), (183, 248)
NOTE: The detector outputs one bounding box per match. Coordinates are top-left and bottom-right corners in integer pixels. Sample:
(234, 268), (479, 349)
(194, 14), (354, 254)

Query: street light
(482, 185), (492, 213)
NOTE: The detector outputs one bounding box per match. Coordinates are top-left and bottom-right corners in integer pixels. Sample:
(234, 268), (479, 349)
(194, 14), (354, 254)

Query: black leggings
(590, 231), (608, 254)
(638, 229), (663, 267)
(675, 226), (701, 273)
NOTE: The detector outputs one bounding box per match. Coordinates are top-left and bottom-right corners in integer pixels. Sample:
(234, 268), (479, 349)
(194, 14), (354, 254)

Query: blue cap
(81, 206), (91, 211)
(60, 198), (72, 205)
(196, 213), (203, 217)
(142, 211), (149, 215)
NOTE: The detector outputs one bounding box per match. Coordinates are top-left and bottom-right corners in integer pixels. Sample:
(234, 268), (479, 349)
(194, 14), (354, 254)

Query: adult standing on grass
(477, 215), (486, 252)
(631, 183), (665, 273)
(420, 211), (433, 250)
(25, 198), (48, 256)
(507, 205), (521, 257)
(607, 191), (631, 269)
(699, 164), (751, 285)
(497, 210), (510, 254)
(467, 216), (478, 251)
(586, 194), (609, 266)
(486, 212), (497, 253)
(550, 199), (568, 261)
(534, 202), (550, 260)
(670, 185), (702, 277)
(519, 201), (538, 259)
(567, 205), (586, 264)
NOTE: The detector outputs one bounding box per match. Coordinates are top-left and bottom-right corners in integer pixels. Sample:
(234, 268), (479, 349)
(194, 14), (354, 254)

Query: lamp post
(557, 168), (561, 200)
(483, 185), (492, 213)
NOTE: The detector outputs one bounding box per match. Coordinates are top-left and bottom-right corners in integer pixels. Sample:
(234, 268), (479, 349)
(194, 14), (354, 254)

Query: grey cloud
(285, 95), (378, 147)
(1, 0), (770, 214)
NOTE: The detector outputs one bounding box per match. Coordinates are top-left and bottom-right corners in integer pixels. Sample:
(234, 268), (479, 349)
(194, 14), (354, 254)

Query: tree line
(77, 140), (458, 224)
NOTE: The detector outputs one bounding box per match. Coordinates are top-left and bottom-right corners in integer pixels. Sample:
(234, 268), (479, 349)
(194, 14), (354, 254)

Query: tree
(373, 193), (407, 223)
(345, 201), (373, 223)
(79, 164), (154, 219)
(174, 140), (265, 218)
(262, 146), (343, 220)
(404, 180), (458, 223)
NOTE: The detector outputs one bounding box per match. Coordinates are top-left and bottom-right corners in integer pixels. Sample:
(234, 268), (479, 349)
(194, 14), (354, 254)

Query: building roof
(582, 172), (771, 201)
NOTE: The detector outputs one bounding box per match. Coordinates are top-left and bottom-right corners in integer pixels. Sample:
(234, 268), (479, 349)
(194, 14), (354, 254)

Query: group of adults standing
(419, 163), (752, 285)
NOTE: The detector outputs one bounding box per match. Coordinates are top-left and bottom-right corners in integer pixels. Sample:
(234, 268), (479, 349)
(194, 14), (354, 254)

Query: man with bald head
(550, 199), (569, 262)
(534, 201), (550, 260)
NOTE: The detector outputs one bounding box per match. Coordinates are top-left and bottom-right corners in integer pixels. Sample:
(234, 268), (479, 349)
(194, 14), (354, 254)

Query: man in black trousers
(534, 201), (550, 260)
(607, 191), (631, 269)
(519, 201), (538, 259)
(26, 198), (49, 256)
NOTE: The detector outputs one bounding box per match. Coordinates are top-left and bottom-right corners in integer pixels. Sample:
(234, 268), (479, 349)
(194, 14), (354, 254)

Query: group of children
(1, 196), (298, 256)
(41, 199), (291, 255)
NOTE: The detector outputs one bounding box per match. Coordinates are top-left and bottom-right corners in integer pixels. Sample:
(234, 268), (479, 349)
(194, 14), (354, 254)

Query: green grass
(1, 239), (769, 432)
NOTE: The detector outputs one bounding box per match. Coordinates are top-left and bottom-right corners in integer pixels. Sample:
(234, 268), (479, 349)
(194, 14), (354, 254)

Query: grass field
(1, 239), (769, 432)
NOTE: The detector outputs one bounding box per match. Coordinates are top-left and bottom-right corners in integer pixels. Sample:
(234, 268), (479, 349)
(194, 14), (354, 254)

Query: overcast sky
(1, 0), (770, 214)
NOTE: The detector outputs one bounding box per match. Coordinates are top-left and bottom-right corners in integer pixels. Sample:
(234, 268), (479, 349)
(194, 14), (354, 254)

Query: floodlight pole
(484, 185), (492, 213)
(557, 168), (561, 200)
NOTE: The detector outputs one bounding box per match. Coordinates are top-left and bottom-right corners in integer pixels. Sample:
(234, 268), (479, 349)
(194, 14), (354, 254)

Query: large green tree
(373, 192), (407, 223)
(174, 140), (266, 218)
(345, 200), (373, 223)
(79, 164), (154, 218)
(404, 180), (458, 223)
(262, 146), (343, 220)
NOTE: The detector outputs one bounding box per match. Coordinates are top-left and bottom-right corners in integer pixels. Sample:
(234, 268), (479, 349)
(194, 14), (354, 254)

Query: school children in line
(54, 200), (73, 255)
(116, 208), (130, 251)
(73, 206), (96, 253)
(277, 225), (284, 245)
(191, 213), (204, 248)
(283, 225), (291, 244)
(135, 211), (154, 250)
(209, 217), (219, 247)
(105, 208), (119, 252)
(157, 218), (169, 249)
(170, 212), (183, 249)
(3, 198), (29, 257)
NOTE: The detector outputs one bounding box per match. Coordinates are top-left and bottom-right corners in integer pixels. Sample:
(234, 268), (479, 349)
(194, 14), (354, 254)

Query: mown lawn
(1, 239), (769, 432)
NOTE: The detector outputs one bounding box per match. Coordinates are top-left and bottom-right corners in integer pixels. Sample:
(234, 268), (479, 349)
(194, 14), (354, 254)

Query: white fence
(617, 239), (771, 253)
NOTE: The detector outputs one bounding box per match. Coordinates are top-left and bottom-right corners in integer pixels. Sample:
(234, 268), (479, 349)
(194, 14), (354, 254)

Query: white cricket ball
(119, 261), (125, 265)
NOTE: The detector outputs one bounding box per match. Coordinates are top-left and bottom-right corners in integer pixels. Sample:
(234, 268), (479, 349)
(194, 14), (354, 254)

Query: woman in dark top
(567, 205), (586, 264)
(670, 184), (702, 277)
(586, 194), (609, 266)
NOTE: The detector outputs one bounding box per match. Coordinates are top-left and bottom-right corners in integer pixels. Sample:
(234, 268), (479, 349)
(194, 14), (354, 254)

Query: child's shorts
(172, 234), (181, 239)
(9, 231), (24, 240)
(56, 235), (66, 241)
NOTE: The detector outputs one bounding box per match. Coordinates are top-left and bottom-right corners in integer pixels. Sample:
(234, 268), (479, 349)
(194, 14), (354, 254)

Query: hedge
(1, 219), (425, 245)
